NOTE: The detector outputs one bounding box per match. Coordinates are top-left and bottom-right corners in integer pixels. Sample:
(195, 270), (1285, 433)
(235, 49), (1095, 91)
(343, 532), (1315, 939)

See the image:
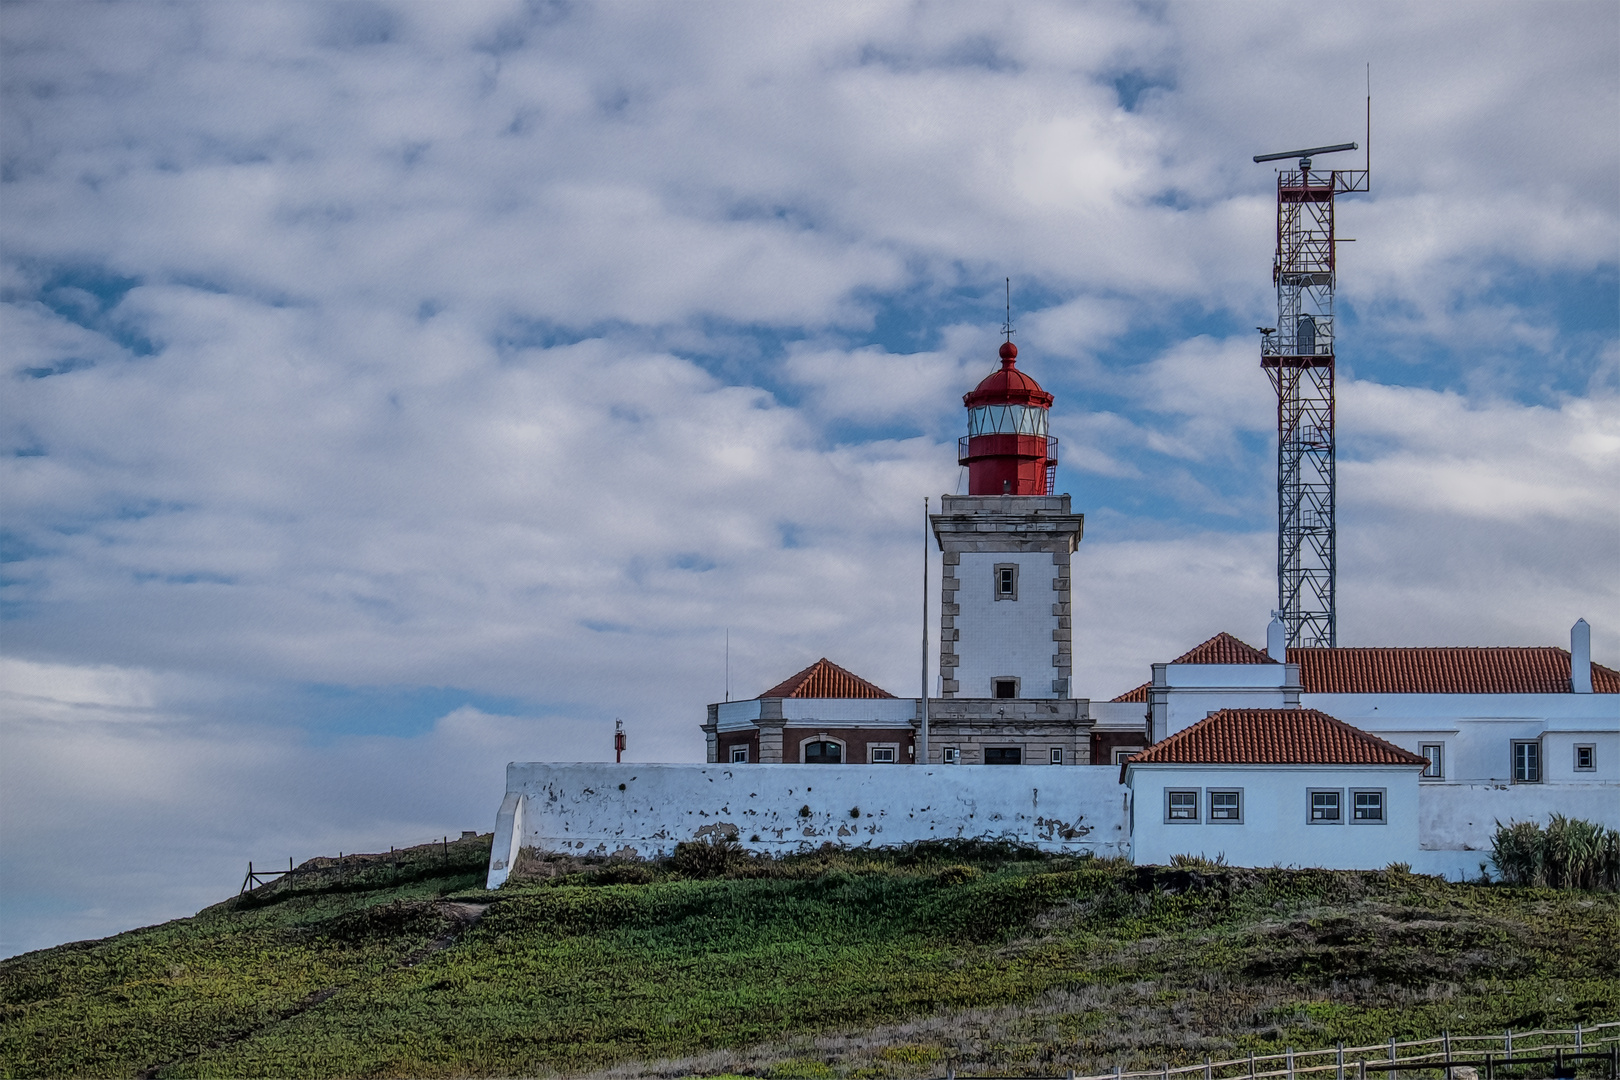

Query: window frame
(1165, 789), (1200, 823)
(867, 743), (898, 764)
(1420, 743), (1443, 780)
(1206, 789), (1243, 824)
(992, 677), (1019, 699)
(1351, 788), (1387, 823)
(1308, 789), (1343, 824)
(1049, 747), (1063, 766)
(1511, 740), (1542, 784)
(942, 746), (959, 765)
(1112, 746), (1144, 765)
(993, 563), (1019, 602)
(800, 736), (846, 764)
(1574, 744), (1596, 772)
(984, 746), (1023, 765)
(729, 745), (749, 764)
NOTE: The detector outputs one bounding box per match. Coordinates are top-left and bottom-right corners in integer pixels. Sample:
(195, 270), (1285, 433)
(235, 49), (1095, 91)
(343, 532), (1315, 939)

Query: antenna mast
(1252, 135), (1368, 649)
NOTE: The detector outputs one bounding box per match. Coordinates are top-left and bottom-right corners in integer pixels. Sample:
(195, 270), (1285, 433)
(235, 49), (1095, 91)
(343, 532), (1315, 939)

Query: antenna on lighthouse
(1003, 277), (1014, 343)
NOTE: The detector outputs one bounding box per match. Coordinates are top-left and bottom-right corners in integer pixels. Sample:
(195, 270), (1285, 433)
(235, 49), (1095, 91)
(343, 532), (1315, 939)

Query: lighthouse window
(994, 563), (1019, 601)
(968, 405), (1048, 438)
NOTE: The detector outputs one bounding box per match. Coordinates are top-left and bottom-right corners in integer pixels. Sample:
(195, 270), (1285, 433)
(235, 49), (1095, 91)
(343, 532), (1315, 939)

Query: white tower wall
(954, 551), (1064, 698)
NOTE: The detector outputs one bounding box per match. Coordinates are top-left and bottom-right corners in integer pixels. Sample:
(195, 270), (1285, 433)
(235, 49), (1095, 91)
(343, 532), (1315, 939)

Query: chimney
(1266, 611), (1286, 663)
(1571, 618), (1592, 693)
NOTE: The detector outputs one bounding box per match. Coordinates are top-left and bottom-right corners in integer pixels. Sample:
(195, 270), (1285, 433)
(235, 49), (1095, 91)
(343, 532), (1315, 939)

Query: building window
(942, 746), (959, 764)
(1166, 790), (1199, 822)
(1420, 744), (1443, 779)
(1309, 790), (1342, 822)
(984, 747), (1022, 765)
(1049, 748), (1063, 765)
(1512, 740), (1541, 783)
(729, 745), (749, 763)
(803, 740), (842, 764)
(993, 563), (1019, 601)
(1113, 747), (1144, 765)
(869, 745), (897, 764)
(993, 678), (1018, 699)
(1575, 744), (1596, 772)
(1208, 790), (1242, 822)
(1352, 790), (1385, 822)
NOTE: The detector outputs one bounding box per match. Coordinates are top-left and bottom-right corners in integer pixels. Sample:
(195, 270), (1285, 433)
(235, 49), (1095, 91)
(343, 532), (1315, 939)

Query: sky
(1, 1), (1616, 957)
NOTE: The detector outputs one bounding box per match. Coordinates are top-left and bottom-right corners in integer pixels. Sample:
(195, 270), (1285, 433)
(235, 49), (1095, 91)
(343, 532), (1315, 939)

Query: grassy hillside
(2, 838), (1617, 1079)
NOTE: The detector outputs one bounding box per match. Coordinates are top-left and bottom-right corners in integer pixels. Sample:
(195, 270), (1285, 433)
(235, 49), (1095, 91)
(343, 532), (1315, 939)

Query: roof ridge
(1287, 645), (1619, 694)
(1170, 631), (1276, 666)
(1111, 681), (1151, 703)
(759, 658), (897, 700)
(1127, 708), (1428, 767)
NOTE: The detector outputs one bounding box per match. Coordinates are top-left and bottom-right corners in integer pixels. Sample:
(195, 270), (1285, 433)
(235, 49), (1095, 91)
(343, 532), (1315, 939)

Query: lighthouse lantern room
(958, 341), (1058, 496)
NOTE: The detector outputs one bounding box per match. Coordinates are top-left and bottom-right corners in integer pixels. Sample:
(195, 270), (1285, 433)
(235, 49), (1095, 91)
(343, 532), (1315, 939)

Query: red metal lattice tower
(1253, 141), (1368, 648)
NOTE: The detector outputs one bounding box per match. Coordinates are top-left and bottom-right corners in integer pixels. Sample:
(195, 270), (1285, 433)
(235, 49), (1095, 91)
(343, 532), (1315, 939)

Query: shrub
(593, 862), (655, 886)
(1490, 815), (1620, 890)
(1169, 852), (1227, 869)
(933, 864), (979, 885)
(671, 833), (748, 878)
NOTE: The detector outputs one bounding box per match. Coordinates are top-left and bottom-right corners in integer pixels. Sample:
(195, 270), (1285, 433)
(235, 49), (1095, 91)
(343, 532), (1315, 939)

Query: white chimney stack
(1571, 618), (1592, 693)
(1267, 611), (1287, 663)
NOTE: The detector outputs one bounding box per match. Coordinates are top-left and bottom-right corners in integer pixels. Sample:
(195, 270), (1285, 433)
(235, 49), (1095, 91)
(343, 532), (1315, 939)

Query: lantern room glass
(968, 405), (1048, 438)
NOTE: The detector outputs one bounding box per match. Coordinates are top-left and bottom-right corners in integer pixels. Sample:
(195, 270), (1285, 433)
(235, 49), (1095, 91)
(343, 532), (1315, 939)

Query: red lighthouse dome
(958, 341), (1058, 495)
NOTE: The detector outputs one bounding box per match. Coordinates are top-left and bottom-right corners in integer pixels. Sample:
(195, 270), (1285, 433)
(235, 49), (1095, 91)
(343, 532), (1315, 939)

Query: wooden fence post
(1337, 1043), (1344, 1080)
(1388, 1037), (1397, 1080)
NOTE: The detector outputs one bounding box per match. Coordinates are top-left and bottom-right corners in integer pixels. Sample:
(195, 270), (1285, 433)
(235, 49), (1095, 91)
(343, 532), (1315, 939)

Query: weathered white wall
(1416, 780), (1620, 860)
(956, 551), (1060, 699)
(1126, 764), (1421, 870)
(1414, 779), (1620, 880)
(485, 762), (1130, 887)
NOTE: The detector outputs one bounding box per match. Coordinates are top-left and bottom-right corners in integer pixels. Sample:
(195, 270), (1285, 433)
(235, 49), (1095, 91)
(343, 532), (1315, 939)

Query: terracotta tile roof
(1127, 709), (1427, 767)
(1112, 682), (1150, 703)
(1171, 632), (1277, 666)
(1289, 647), (1620, 695)
(760, 658), (896, 700)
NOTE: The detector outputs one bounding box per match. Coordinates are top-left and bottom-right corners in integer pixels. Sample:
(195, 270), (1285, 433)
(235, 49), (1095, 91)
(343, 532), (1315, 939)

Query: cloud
(1, 0), (1615, 955)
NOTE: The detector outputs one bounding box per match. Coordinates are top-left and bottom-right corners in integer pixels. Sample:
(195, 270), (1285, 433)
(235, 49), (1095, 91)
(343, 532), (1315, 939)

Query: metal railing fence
(939, 1022), (1618, 1080)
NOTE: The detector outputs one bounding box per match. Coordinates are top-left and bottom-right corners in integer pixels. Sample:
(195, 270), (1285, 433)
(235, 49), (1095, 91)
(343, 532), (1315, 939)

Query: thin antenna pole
(724, 628), (729, 702)
(1366, 63), (1371, 176)
(920, 496), (930, 765)
(1003, 278), (1013, 342)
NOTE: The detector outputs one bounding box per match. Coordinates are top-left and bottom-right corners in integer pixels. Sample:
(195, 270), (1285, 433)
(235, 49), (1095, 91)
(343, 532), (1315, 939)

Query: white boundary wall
(1414, 780), (1620, 880)
(487, 762), (1129, 888)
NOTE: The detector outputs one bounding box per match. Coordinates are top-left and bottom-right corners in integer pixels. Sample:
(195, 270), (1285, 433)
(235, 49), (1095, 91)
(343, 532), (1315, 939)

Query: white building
(1124, 708), (1426, 869)
(1119, 617), (1619, 876)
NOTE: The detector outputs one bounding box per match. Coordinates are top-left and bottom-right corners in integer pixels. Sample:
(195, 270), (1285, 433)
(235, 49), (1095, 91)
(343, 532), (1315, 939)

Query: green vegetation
(3, 837), (1617, 1079)
(1491, 815), (1620, 890)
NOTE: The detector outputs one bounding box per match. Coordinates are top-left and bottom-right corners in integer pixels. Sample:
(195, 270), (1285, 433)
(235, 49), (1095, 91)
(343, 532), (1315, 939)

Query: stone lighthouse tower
(926, 339), (1089, 765)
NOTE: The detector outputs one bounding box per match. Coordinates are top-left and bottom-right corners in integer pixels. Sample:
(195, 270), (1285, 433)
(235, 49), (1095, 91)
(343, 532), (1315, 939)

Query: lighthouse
(926, 337), (1089, 765)
(958, 341), (1057, 496)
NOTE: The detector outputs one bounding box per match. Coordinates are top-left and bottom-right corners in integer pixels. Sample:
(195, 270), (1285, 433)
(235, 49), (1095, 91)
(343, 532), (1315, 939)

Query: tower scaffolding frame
(1260, 159), (1367, 649)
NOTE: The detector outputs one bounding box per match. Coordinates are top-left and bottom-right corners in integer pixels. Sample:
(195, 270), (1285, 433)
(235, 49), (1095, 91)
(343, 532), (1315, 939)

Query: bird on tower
(958, 340), (1057, 496)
